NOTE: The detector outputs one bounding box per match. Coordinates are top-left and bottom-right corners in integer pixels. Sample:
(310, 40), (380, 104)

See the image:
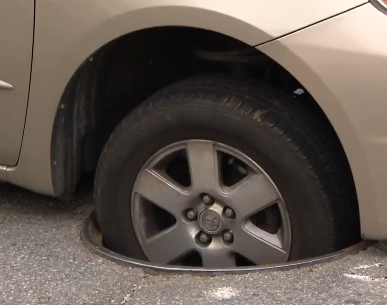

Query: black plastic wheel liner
(81, 213), (371, 275)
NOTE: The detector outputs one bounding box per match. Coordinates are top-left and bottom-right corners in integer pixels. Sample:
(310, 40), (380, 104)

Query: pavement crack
(120, 272), (152, 304)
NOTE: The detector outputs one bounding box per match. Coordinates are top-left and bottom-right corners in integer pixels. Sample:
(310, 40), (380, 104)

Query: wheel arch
(9, 0), (365, 199)
(11, 2), (272, 197)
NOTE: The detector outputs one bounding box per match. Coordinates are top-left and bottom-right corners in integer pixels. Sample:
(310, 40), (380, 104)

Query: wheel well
(52, 26), (350, 199)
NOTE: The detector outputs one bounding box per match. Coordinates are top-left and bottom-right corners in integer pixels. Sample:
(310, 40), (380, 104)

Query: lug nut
(186, 209), (198, 220)
(224, 208), (235, 219)
(202, 194), (213, 204)
(223, 230), (234, 243)
(199, 232), (211, 244)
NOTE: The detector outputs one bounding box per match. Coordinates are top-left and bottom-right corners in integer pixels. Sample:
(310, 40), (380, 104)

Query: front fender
(258, 3), (387, 240)
(8, 0), (365, 195)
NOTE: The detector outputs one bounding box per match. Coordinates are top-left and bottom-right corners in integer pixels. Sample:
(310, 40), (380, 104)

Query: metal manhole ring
(81, 212), (373, 275)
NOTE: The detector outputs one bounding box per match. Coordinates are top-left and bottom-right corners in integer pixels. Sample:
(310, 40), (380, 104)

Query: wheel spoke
(225, 173), (280, 219)
(134, 169), (190, 216)
(141, 225), (195, 264)
(186, 141), (220, 193)
(132, 140), (291, 268)
(233, 223), (288, 266)
(200, 248), (236, 268)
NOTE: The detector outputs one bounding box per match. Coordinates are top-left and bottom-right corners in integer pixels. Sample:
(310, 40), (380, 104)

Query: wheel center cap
(199, 210), (223, 234)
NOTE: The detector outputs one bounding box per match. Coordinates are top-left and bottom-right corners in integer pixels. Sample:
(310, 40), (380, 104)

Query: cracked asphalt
(1, 182), (387, 305)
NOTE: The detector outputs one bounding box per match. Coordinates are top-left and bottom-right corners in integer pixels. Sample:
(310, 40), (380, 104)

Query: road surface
(0, 183), (386, 305)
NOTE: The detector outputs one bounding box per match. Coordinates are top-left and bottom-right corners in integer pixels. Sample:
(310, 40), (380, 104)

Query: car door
(0, 2), (34, 165)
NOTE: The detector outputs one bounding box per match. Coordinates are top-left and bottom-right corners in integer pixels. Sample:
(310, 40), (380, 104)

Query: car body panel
(3, 1), (386, 239)
(0, 2), (34, 165)
(258, 3), (387, 239)
(5, 0), (365, 195)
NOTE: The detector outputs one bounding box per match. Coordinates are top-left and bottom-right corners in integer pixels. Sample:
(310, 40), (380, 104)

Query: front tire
(95, 75), (360, 267)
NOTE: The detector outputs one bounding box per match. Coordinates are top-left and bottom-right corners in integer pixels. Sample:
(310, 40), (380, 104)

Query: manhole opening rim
(81, 213), (371, 275)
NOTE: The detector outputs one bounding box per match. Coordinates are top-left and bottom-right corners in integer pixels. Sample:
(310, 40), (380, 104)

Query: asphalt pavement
(0, 182), (386, 305)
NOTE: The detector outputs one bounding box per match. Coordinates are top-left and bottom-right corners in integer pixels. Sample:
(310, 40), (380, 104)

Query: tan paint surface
(0, 2), (34, 165)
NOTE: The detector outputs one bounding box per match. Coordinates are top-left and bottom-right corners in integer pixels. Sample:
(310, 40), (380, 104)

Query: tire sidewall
(96, 100), (331, 261)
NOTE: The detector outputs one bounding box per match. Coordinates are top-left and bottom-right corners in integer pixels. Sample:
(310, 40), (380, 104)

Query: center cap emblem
(200, 210), (222, 233)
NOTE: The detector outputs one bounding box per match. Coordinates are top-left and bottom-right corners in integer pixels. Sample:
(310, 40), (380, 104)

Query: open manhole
(81, 213), (369, 274)
(85, 140), (370, 274)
